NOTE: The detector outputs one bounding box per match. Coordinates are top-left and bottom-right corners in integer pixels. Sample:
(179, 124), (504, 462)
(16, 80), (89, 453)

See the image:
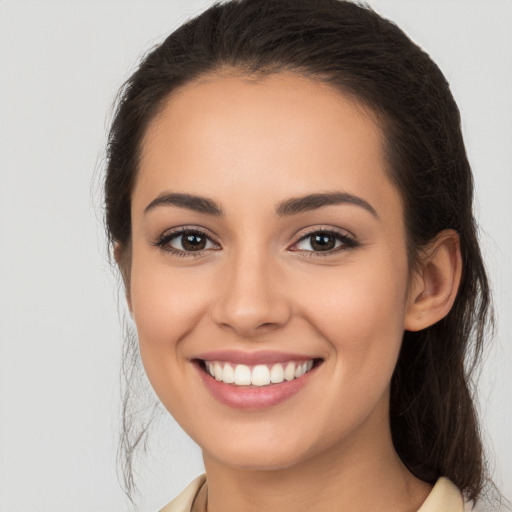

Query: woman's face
(128, 72), (414, 471)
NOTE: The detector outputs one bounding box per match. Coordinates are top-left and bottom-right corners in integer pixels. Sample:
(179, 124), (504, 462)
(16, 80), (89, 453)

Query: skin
(118, 71), (462, 512)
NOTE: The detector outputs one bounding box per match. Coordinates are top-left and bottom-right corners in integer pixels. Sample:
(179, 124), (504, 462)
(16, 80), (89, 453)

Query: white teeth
(234, 364), (252, 385)
(270, 363), (285, 384)
(251, 365), (270, 386)
(284, 362), (296, 381)
(213, 362), (223, 381)
(295, 362), (306, 378)
(223, 363), (235, 383)
(205, 359), (316, 386)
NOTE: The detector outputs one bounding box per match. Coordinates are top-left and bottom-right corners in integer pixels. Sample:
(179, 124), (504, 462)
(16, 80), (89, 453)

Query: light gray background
(0, 1), (510, 511)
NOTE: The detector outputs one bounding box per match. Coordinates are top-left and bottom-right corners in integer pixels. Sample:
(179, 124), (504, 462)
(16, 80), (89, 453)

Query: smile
(194, 354), (323, 409)
(204, 360), (315, 386)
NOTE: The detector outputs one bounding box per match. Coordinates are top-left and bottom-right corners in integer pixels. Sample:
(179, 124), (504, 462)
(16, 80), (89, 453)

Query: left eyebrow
(275, 192), (379, 218)
(144, 192), (223, 216)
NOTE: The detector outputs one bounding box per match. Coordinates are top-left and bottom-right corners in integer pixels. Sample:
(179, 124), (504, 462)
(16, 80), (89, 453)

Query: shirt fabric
(160, 474), (476, 512)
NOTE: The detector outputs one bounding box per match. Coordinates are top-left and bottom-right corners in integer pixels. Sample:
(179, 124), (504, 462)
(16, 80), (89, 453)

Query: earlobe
(404, 230), (462, 332)
(113, 241), (133, 313)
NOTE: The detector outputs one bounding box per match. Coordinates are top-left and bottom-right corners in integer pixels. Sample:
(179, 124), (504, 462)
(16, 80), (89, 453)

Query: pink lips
(193, 350), (321, 410)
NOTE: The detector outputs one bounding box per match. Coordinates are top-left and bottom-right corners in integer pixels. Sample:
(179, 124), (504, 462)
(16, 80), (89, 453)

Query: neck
(202, 403), (431, 512)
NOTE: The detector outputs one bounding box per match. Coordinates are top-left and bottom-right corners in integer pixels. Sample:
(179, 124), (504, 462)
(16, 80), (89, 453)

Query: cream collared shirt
(160, 474), (475, 512)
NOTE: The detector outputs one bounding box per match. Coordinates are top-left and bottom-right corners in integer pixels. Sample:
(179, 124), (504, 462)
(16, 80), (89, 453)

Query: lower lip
(195, 363), (319, 410)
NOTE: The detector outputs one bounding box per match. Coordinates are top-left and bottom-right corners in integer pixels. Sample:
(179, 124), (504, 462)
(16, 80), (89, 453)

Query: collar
(159, 475), (464, 512)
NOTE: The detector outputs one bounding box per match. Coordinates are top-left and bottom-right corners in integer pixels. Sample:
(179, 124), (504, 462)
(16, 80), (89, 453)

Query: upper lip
(193, 350), (320, 365)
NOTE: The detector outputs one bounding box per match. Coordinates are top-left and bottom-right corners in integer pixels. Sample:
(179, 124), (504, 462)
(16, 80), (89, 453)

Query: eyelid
(153, 226), (221, 256)
(153, 225), (359, 258)
(293, 225), (356, 241)
(288, 226), (359, 255)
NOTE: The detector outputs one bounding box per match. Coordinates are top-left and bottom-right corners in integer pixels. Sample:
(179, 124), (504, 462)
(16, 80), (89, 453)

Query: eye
(155, 228), (219, 255)
(290, 229), (358, 255)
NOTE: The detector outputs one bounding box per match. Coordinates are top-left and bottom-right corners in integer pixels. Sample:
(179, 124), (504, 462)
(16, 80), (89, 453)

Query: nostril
(210, 278), (292, 335)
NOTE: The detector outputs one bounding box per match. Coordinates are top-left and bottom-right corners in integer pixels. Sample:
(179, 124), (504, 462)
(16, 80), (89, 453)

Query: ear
(405, 229), (462, 331)
(114, 241), (133, 313)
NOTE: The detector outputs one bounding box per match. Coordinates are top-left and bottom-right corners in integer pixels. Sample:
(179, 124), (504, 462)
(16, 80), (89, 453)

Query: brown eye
(310, 233), (336, 251)
(156, 229), (218, 254)
(180, 233), (207, 251)
(291, 229), (358, 255)
(295, 231), (342, 252)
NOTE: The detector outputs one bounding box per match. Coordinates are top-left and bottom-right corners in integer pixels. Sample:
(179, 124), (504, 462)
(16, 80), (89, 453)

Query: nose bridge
(212, 238), (290, 336)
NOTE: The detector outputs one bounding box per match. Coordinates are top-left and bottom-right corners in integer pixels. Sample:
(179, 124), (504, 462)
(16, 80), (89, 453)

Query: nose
(211, 248), (292, 337)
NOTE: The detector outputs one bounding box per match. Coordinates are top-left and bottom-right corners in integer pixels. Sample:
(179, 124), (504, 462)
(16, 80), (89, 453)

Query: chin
(200, 428), (324, 473)
(211, 447), (307, 472)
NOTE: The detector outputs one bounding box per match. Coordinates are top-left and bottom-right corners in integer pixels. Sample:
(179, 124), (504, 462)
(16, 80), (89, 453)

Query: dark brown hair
(105, 0), (494, 504)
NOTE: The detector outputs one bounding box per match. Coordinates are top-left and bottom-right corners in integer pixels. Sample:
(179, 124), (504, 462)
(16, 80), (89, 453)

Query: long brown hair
(105, 0), (494, 504)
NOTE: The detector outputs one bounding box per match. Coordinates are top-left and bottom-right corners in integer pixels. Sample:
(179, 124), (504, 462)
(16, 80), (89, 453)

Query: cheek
(292, 260), (409, 441)
(300, 251), (407, 327)
(298, 256), (409, 382)
(129, 256), (212, 381)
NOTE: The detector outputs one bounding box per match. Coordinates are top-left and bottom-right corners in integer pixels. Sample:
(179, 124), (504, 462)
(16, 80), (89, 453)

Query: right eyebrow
(144, 192), (223, 216)
(275, 192), (379, 219)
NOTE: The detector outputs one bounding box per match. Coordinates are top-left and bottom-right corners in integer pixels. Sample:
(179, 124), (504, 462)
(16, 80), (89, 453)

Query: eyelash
(153, 227), (220, 258)
(153, 226), (359, 258)
(291, 227), (359, 258)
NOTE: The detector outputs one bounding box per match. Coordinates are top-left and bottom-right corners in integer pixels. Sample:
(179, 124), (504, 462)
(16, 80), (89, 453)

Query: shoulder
(417, 477), (463, 512)
(159, 474), (207, 512)
(419, 478), (505, 512)
(160, 475), (505, 512)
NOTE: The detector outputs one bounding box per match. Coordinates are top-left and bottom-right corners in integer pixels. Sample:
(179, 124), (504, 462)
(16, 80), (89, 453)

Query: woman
(104, 0), (504, 510)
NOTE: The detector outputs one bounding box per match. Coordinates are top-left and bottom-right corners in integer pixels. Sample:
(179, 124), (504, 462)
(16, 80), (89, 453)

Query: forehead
(135, 71), (400, 219)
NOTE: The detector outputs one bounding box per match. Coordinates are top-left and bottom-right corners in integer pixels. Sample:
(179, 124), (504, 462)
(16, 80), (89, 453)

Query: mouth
(196, 358), (322, 387)
(192, 350), (324, 409)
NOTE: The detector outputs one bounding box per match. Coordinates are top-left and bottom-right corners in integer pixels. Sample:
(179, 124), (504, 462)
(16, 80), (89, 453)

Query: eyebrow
(144, 191), (378, 218)
(144, 192), (223, 215)
(275, 192), (379, 218)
